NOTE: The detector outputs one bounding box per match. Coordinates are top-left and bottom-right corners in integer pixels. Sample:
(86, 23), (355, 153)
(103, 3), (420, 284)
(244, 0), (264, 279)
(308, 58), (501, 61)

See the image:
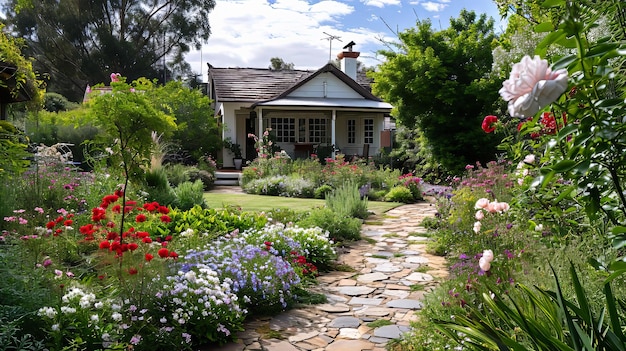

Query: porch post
(331, 109), (336, 159)
(258, 108), (263, 136)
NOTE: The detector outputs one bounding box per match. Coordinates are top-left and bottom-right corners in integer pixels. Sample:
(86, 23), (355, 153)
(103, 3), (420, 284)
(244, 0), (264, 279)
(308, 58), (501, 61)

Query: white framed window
(364, 118), (374, 144)
(347, 119), (356, 144)
(270, 117), (295, 142)
(309, 118), (328, 143)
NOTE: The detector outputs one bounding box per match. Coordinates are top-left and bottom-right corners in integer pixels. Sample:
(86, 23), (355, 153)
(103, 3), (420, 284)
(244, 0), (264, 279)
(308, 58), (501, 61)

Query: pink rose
(499, 55), (568, 117)
(473, 221), (482, 233)
(110, 73), (121, 82)
(475, 210), (484, 220)
(482, 249), (494, 262)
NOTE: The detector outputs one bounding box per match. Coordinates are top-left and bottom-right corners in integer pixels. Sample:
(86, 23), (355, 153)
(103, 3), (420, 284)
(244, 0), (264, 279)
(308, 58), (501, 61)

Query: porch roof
(252, 97), (392, 112)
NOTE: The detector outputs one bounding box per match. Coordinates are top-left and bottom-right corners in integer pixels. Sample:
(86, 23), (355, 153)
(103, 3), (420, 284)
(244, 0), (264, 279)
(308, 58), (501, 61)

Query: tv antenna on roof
(321, 32), (342, 62)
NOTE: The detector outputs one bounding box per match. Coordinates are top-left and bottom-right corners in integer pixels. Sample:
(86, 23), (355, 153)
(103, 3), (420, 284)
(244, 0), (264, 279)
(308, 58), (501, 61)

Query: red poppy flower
(160, 215), (171, 223)
(264, 241), (272, 246)
(112, 204), (121, 213)
(114, 189), (124, 197)
(158, 206), (170, 214)
(106, 221), (115, 228)
(106, 231), (118, 240)
(481, 115), (498, 133)
(145, 253), (154, 262)
(54, 229), (62, 236)
(136, 231), (149, 238)
(46, 221), (56, 229)
(158, 248), (169, 258)
(169, 251), (178, 259)
(165, 235), (172, 242)
(136, 214), (147, 223)
(99, 241), (110, 249)
(128, 243), (138, 251)
(142, 237), (152, 244)
(63, 219), (73, 226)
(55, 216), (64, 224)
(128, 267), (138, 275)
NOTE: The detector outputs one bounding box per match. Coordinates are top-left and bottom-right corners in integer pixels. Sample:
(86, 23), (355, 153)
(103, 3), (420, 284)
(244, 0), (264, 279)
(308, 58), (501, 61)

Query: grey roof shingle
(208, 64), (374, 103)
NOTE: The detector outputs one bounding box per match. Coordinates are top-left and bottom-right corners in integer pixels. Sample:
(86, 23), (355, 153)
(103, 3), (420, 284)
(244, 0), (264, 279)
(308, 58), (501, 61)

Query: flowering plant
(183, 237), (301, 312)
(152, 265), (245, 346)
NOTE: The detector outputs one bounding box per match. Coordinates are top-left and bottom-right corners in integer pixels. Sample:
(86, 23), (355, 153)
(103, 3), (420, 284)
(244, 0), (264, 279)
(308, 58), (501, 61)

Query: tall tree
(1, 0), (216, 101)
(370, 10), (502, 174)
(269, 57), (295, 70)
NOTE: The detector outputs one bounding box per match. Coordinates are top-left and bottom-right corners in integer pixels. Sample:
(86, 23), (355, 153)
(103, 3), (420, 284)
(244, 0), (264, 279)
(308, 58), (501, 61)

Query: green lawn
(203, 192), (402, 215)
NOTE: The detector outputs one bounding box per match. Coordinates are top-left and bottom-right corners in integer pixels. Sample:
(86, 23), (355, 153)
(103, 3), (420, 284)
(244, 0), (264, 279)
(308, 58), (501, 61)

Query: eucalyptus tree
(1, 0), (216, 101)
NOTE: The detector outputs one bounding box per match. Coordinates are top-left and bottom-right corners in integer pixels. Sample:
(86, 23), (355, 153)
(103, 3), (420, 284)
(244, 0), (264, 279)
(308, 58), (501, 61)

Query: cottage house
(207, 47), (393, 168)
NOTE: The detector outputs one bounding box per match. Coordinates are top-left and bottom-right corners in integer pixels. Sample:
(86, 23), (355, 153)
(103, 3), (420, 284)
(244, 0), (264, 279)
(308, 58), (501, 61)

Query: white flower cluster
(516, 154), (536, 186)
(34, 143), (74, 165)
(158, 264), (244, 335)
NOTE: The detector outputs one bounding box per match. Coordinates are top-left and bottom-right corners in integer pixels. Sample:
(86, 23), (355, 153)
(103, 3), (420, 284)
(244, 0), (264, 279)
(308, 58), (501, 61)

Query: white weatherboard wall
(288, 73), (363, 99)
(220, 102), (249, 167)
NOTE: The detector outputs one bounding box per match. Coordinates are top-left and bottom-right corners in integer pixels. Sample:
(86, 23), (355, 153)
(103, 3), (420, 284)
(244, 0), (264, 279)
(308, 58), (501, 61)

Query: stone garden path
(213, 201), (447, 351)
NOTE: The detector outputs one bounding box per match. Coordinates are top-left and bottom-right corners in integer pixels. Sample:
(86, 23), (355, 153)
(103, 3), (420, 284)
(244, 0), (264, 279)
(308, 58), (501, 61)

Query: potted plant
(223, 138), (243, 170)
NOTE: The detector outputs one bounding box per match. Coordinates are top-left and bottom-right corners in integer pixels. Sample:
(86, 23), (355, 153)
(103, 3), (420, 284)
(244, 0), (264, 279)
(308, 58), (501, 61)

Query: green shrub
(243, 175), (315, 198)
(325, 181), (369, 219)
(299, 207), (361, 242)
(173, 180), (205, 210)
(187, 168), (214, 190)
(368, 189), (388, 201)
(264, 208), (307, 224)
(164, 163), (190, 186)
(144, 167), (176, 206)
(385, 186), (413, 203)
(314, 184), (333, 199)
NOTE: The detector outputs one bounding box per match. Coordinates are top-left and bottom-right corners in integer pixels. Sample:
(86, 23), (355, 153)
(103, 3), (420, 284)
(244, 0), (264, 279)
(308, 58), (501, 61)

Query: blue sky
(186, 0), (506, 81)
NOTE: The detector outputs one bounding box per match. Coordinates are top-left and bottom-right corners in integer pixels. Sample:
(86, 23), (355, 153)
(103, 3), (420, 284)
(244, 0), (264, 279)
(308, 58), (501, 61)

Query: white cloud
(421, 1), (448, 12)
(185, 0), (390, 79)
(361, 0), (401, 8)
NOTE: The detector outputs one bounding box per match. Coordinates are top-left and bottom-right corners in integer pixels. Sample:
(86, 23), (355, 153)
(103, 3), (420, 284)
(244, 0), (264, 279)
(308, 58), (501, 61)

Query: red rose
(63, 219), (73, 226)
(46, 221), (56, 229)
(128, 267), (138, 275)
(158, 206), (170, 214)
(169, 251), (178, 259)
(99, 241), (110, 249)
(128, 243), (138, 251)
(142, 237), (152, 243)
(481, 115), (498, 133)
(145, 253), (154, 262)
(158, 248), (169, 258)
(136, 214), (147, 223)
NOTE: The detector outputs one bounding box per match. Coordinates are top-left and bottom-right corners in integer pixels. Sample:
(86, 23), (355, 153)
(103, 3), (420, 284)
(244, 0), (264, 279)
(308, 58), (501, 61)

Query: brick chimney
(337, 41), (359, 81)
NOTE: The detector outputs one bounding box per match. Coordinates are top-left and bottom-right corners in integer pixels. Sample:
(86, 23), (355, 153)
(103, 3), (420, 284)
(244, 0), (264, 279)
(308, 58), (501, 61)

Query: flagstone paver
(211, 202), (446, 351)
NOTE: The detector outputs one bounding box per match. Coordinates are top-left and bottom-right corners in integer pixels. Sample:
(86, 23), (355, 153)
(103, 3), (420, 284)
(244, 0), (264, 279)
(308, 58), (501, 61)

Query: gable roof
(208, 63), (376, 103)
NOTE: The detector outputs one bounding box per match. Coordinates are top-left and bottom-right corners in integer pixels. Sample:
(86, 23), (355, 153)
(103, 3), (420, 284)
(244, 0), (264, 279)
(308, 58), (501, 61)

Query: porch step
(214, 171), (242, 186)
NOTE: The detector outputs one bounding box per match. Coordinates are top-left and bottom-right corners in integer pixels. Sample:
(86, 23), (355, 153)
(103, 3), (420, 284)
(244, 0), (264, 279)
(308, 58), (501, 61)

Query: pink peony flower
(479, 257), (491, 271)
(499, 55), (568, 117)
(475, 198), (490, 209)
(475, 210), (485, 220)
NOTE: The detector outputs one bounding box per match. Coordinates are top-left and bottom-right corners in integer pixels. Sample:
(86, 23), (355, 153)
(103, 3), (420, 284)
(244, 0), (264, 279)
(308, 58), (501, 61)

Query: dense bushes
(241, 154), (422, 203)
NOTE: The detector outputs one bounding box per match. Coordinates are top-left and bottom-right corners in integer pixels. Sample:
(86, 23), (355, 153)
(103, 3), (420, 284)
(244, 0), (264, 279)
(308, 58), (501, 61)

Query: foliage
(314, 184), (333, 199)
(240, 223), (336, 270)
(299, 207), (362, 243)
(0, 120), (30, 177)
(371, 10), (503, 174)
(269, 57), (295, 70)
(172, 180), (205, 211)
(436, 263), (626, 350)
(243, 175), (315, 198)
(43, 92), (78, 112)
(148, 81), (220, 162)
(325, 180), (369, 219)
(144, 167), (177, 206)
(385, 186), (413, 203)
(0, 23), (44, 110)
(2, 0), (217, 101)
(222, 138), (242, 159)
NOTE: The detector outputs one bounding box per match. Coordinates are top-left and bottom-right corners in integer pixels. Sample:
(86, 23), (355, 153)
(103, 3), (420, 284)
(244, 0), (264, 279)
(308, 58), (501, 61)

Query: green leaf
(551, 160), (577, 173)
(535, 22), (554, 32)
(552, 54), (577, 70)
(541, 0), (565, 7)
